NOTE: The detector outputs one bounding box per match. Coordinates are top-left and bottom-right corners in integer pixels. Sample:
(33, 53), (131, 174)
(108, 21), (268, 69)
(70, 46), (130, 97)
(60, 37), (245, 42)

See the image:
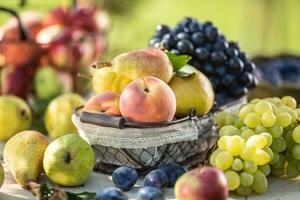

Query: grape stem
(77, 73), (92, 80)
(90, 62), (112, 69)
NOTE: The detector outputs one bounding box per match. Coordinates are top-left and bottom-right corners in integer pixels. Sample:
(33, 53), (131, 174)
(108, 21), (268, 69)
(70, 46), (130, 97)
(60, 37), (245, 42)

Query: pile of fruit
(0, 5), (109, 99)
(211, 96), (300, 196)
(149, 17), (258, 106)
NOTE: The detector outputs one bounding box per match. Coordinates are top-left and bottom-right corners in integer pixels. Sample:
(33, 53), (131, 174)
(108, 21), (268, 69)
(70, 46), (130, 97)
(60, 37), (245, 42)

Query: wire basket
(72, 97), (246, 175)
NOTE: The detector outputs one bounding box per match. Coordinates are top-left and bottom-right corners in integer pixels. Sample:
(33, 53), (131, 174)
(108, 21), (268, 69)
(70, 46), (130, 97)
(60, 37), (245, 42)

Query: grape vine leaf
(166, 51), (191, 72)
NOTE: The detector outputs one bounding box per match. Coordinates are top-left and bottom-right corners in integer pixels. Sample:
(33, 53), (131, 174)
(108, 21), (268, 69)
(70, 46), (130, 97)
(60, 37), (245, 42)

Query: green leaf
(166, 51), (191, 72)
(66, 191), (96, 200)
(176, 70), (195, 78)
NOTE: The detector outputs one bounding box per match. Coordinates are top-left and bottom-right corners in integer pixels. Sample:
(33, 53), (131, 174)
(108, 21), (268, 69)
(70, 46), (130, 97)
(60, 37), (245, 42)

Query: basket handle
(0, 6), (29, 41)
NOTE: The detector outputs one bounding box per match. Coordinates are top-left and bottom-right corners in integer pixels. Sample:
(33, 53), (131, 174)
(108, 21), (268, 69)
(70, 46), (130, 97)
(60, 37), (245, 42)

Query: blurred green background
(1, 0), (300, 59)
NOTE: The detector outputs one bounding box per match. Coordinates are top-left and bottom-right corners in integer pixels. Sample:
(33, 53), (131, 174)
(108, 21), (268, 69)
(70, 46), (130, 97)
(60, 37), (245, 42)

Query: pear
(45, 93), (85, 139)
(0, 95), (32, 141)
(169, 70), (214, 117)
(3, 130), (48, 188)
(0, 163), (4, 188)
(92, 67), (132, 94)
(98, 48), (173, 83)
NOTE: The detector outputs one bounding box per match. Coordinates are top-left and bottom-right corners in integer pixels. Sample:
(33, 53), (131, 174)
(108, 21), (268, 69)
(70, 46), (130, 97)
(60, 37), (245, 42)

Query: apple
(84, 92), (121, 116)
(119, 76), (176, 123)
(43, 7), (71, 27)
(43, 134), (95, 186)
(175, 167), (228, 200)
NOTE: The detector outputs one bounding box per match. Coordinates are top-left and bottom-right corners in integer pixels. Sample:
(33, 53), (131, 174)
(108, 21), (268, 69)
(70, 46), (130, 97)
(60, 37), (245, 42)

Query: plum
(112, 166), (138, 191)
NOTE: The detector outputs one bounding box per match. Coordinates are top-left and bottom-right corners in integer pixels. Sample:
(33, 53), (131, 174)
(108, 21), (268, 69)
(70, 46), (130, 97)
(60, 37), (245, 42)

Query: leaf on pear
(165, 51), (191, 72)
(175, 70), (195, 78)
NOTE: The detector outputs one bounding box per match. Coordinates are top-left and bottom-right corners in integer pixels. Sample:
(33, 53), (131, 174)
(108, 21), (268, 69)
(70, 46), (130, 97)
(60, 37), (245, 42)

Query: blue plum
(144, 169), (168, 189)
(112, 166), (138, 191)
(137, 186), (165, 200)
(95, 187), (128, 200)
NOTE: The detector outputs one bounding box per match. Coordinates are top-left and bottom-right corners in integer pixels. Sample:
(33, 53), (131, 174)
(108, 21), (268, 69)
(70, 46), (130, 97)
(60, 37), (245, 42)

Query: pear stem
(90, 61), (112, 69)
(77, 73), (92, 80)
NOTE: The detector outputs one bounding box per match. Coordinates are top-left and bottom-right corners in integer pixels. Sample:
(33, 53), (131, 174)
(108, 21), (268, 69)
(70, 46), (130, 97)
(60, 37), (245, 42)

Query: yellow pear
(45, 93), (85, 139)
(0, 163), (4, 188)
(92, 67), (132, 94)
(0, 95), (32, 141)
(169, 69), (214, 117)
(3, 130), (48, 187)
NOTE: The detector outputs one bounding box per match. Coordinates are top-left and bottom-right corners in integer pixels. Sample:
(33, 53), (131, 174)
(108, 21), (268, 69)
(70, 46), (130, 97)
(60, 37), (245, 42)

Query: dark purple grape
(239, 52), (249, 62)
(229, 85), (248, 98)
(210, 51), (227, 64)
(211, 77), (222, 91)
(228, 57), (244, 73)
(156, 25), (170, 36)
(204, 21), (213, 28)
(202, 63), (214, 75)
(214, 40), (229, 51)
(176, 32), (189, 40)
(215, 65), (227, 77)
(149, 37), (161, 47)
(226, 47), (239, 58)
(204, 26), (218, 42)
(239, 72), (254, 86)
(204, 43), (213, 52)
(195, 47), (209, 60)
(222, 74), (236, 87)
(161, 33), (176, 49)
(191, 32), (205, 46)
(248, 76), (258, 89)
(188, 22), (201, 33)
(244, 61), (256, 72)
(178, 17), (194, 28)
(189, 59), (201, 69)
(229, 41), (240, 50)
(176, 40), (194, 54)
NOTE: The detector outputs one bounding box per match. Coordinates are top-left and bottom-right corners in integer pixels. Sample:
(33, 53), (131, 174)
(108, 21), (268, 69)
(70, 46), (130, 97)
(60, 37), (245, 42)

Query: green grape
(236, 185), (253, 197)
(295, 108), (300, 120)
(260, 132), (273, 146)
(285, 150), (294, 161)
(292, 144), (300, 160)
(258, 164), (271, 176)
(225, 170), (240, 191)
(281, 96), (297, 109)
(217, 135), (230, 150)
(225, 113), (239, 126)
(270, 166), (285, 177)
(251, 170), (268, 194)
(253, 149), (271, 166)
(227, 135), (244, 156)
(241, 145), (257, 160)
(276, 105), (297, 122)
(215, 111), (227, 128)
(286, 160), (300, 178)
(271, 153), (286, 169)
(292, 126), (300, 144)
(232, 158), (244, 171)
(240, 172), (254, 187)
(219, 125), (240, 137)
(255, 124), (267, 134)
(244, 160), (258, 174)
(215, 151), (233, 170)
(234, 118), (245, 129)
(270, 151), (279, 165)
(244, 112), (260, 128)
(255, 100), (273, 114)
(285, 131), (297, 150)
(241, 128), (255, 140)
(264, 97), (281, 104)
(261, 111), (276, 127)
(246, 135), (267, 149)
(271, 137), (286, 152)
(269, 123), (283, 138)
(276, 112), (292, 128)
(263, 147), (274, 161)
(239, 104), (255, 120)
(250, 98), (261, 104)
(210, 148), (223, 166)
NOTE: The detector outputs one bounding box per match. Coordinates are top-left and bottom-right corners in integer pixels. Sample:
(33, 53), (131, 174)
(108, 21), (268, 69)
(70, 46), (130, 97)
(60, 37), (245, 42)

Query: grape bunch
(211, 96), (300, 196)
(149, 17), (258, 106)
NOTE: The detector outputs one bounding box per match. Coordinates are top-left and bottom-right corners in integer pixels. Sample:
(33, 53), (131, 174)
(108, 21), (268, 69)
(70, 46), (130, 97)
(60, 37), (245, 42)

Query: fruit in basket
(108, 48), (173, 83)
(0, 95), (32, 141)
(112, 166), (138, 191)
(137, 187), (165, 200)
(3, 130), (48, 187)
(175, 166), (228, 200)
(84, 92), (121, 116)
(34, 66), (61, 100)
(159, 164), (186, 187)
(95, 187), (128, 200)
(120, 76), (176, 123)
(149, 18), (257, 106)
(0, 163), (4, 188)
(1, 66), (34, 98)
(43, 134), (95, 186)
(35, 24), (63, 45)
(92, 67), (132, 94)
(144, 169), (168, 189)
(45, 93), (85, 139)
(169, 70), (214, 117)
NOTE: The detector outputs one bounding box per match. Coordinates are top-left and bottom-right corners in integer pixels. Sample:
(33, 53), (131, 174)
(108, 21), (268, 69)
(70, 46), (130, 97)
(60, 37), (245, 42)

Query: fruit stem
(77, 73), (92, 80)
(90, 62), (112, 69)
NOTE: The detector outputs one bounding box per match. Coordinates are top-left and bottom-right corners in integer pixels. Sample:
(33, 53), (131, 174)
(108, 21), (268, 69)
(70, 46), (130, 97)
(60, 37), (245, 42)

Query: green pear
(104, 48), (173, 83)
(0, 95), (32, 141)
(34, 66), (61, 100)
(169, 70), (214, 117)
(45, 93), (85, 139)
(3, 130), (49, 187)
(0, 163), (4, 188)
(43, 134), (95, 186)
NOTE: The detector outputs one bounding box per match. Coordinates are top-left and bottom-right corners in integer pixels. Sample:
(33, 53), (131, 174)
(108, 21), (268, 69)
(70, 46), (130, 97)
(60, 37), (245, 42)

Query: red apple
(119, 76), (176, 123)
(175, 167), (228, 200)
(83, 92), (121, 116)
(43, 7), (71, 27)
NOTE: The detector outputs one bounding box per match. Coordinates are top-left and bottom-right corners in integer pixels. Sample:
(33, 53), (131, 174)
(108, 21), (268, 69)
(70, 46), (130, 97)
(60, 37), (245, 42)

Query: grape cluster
(212, 96), (300, 196)
(149, 17), (258, 106)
